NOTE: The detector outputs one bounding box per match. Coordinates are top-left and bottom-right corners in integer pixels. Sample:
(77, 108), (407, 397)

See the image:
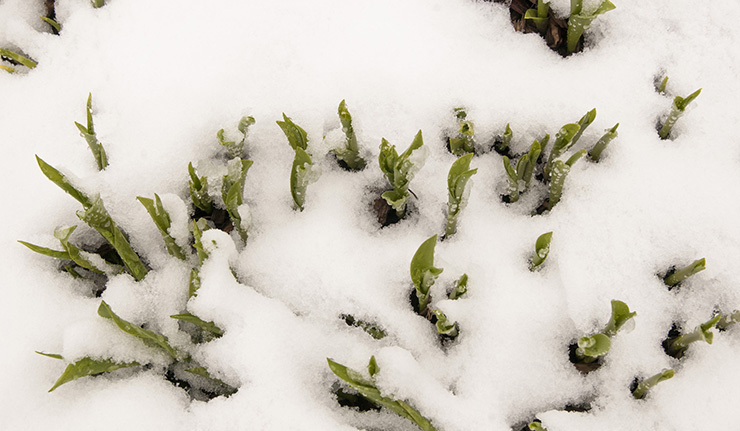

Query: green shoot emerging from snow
(327, 357), (438, 431)
(524, 0), (551, 33)
(171, 313), (224, 343)
(446, 153), (477, 237)
(188, 162), (213, 213)
(529, 232), (553, 271)
(567, 0), (616, 54)
(502, 139), (541, 203)
(92, 0), (105, 8)
(410, 235), (443, 314)
(218, 116), (254, 159)
(494, 123), (513, 155)
(575, 300), (635, 364)
(222, 158), (253, 242)
(43, 354), (139, 392)
(548, 149), (586, 211)
(603, 300), (637, 337)
(588, 123), (619, 161)
(663, 258), (706, 288)
(449, 273), (468, 300)
(659, 88), (702, 140)
(449, 108), (475, 156)
(41, 16), (61, 33)
(379, 130), (426, 218)
(544, 123), (581, 179)
(277, 113), (308, 152)
(0, 48), (37, 71)
(74, 93), (108, 170)
(278, 114), (315, 211)
(632, 368), (674, 400)
(571, 108), (596, 147)
(138, 194), (187, 260)
(332, 100), (367, 170)
(665, 314), (720, 359)
(433, 309), (459, 338)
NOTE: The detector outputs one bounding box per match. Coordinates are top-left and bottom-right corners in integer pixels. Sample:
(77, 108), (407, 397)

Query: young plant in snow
(137, 194), (187, 260)
(544, 110), (594, 179)
(222, 158), (254, 243)
(663, 258), (706, 289)
(218, 116), (255, 160)
(410, 235), (443, 314)
(277, 114), (315, 211)
(379, 130), (426, 219)
(0, 48), (37, 72)
(502, 139), (542, 203)
(524, 0), (551, 34)
(588, 123), (619, 162)
(188, 162), (213, 213)
(663, 314), (720, 359)
(75, 93), (108, 171)
(92, 0), (105, 7)
(529, 232), (552, 271)
(547, 149), (586, 211)
(331, 100), (367, 171)
(658, 88), (702, 140)
(40, 16), (61, 33)
(448, 108), (475, 156)
(327, 356), (438, 431)
(573, 300), (636, 370)
(656, 76), (669, 95)
(493, 123), (513, 156)
(445, 153), (478, 237)
(567, 0), (616, 54)
(631, 368), (674, 400)
(39, 353), (139, 392)
(448, 273), (468, 300)
(433, 309), (459, 339)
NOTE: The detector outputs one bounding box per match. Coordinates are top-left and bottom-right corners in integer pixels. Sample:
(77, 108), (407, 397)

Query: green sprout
(42, 354), (139, 392)
(567, 0), (616, 54)
(502, 139), (541, 203)
(74, 93), (108, 171)
(327, 357), (438, 431)
(448, 273), (468, 300)
(445, 153), (478, 237)
(222, 158), (253, 242)
(547, 149), (586, 211)
(588, 123), (619, 162)
(433, 309), (459, 338)
(664, 314), (720, 359)
(342, 314), (387, 340)
(40, 16), (62, 33)
(632, 368), (674, 400)
(188, 268), (201, 298)
(171, 313), (224, 343)
(524, 0), (551, 33)
(278, 114), (315, 211)
(379, 130), (425, 219)
(658, 88), (702, 140)
(138, 194), (187, 260)
(663, 258), (706, 288)
(332, 100), (367, 171)
(188, 162), (213, 213)
(574, 300), (636, 364)
(192, 219), (210, 266)
(410, 235), (443, 314)
(656, 76), (669, 95)
(528, 420), (548, 431)
(544, 123), (581, 179)
(448, 108), (475, 156)
(603, 300), (637, 337)
(570, 108), (597, 147)
(529, 232), (553, 272)
(218, 116), (255, 160)
(0, 48), (37, 70)
(92, 0), (105, 8)
(494, 123), (513, 156)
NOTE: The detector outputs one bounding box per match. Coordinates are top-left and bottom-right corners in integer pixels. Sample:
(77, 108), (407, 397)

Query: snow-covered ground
(2, 0), (740, 430)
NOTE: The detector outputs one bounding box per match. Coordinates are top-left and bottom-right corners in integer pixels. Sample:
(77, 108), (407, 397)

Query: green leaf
(77, 197), (148, 281)
(91, 0), (105, 7)
(327, 358), (438, 431)
(188, 268), (201, 298)
(502, 156), (519, 203)
(18, 240), (70, 260)
(603, 300), (636, 337)
(188, 162), (213, 213)
(576, 333), (611, 361)
(524, 1), (549, 33)
(410, 235), (443, 313)
(332, 100), (366, 170)
(659, 89), (702, 139)
(97, 300), (181, 360)
(548, 158), (578, 211)
(40, 16), (61, 32)
(53, 225), (110, 274)
(192, 219), (210, 265)
(290, 146), (313, 211)
(35, 351), (64, 360)
(588, 123), (619, 161)
(565, 149), (587, 167)
(222, 159), (253, 242)
(75, 93), (108, 171)
(137, 194), (187, 260)
(277, 113), (308, 151)
(184, 367), (238, 396)
(171, 312), (224, 340)
(449, 273), (468, 300)
(663, 258), (706, 287)
(433, 309), (459, 338)
(446, 153), (477, 237)
(529, 232), (553, 271)
(379, 131), (425, 218)
(567, 0), (616, 53)
(48, 356), (139, 392)
(0, 48), (37, 69)
(632, 368), (674, 399)
(36, 156), (93, 208)
(545, 123), (580, 178)
(571, 108), (596, 146)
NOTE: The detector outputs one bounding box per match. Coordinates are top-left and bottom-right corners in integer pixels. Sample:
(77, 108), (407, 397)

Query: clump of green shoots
(445, 153), (478, 238)
(663, 258), (706, 289)
(567, 0), (616, 54)
(277, 114), (316, 211)
(218, 116), (254, 160)
(631, 368), (674, 400)
(327, 356), (438, 431)
(663, 314), (720, 359)
(379, 130), (426, 219)
(524, 0), (551, 34)
(137, 194), (187, 260)
(658, 88), (702, 140)
(529, 232), (552, 271)
(572, 300), (636, 371)
(588, 123), (619, 162)
(75, 93), (108, 171)
(493, 123), (513, 156)
(410, 235), (443, 315)
(502, 139), (542, 203)
(544, 109), (595, 178)
(331, 100), (367, 171)
(0, 48), (37, 72)
(448, 108), (475, 156)
(448, 273), (468, 300)
(41, 16), (62, 33)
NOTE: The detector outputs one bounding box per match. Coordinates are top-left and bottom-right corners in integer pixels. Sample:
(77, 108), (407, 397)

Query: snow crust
(2, 0), (740, 430)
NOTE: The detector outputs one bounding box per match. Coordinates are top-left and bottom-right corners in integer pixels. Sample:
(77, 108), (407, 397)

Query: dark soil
(373, 196), (402, 227)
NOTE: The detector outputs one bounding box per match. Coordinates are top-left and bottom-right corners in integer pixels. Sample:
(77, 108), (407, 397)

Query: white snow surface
(2, 0), (740, 430)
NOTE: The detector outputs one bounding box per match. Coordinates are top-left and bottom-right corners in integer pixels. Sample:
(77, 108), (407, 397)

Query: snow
(2, 0), (740, 430)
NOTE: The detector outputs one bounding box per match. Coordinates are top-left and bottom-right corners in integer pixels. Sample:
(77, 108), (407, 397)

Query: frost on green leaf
(445, 153), (477, 237)
(46, 356), (139, 392)
(192, 219), (210, 265)
(188, 162), (213, 213)
(41, 16), (61, 32)
(529, 232), (553, 272)
(603, 300), (636, 337)
(18, 240), (70, 260)
(663, 258), (706, 288)
(78, 197), (148, 281)
(547, 150), (586, 211)
(410, 235), (443, 313)
(449, 273), (468, 300)
(290, 146), (314, 211)
(528, 420), (548, 431)
(171, 312), (224, 342)
(188, 268), (201, 298)
(379, 131), (425, 218)
(632, 368), (674, 400)
(74, 93), (108, 171)
(0, 48), (37, 69)
(219, 116), (254, 159)
(277, 113), (308, 151)
(494, 123), (513, 155)
(571, 108), (596, 147)
(567, 1), (616, 53)
(588, 123), (619, 161)
(544, 123), (580, 179)
(659, 88), (702, 140)
(138, 194), (187, 260)
(327, 357), (438, 431)
(448, 108), (475, 156)
(97, 301), (182, 360)
(91, 0), (105, 7)
(332, 100), (366, 171)
(36, 156), (93, 208)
